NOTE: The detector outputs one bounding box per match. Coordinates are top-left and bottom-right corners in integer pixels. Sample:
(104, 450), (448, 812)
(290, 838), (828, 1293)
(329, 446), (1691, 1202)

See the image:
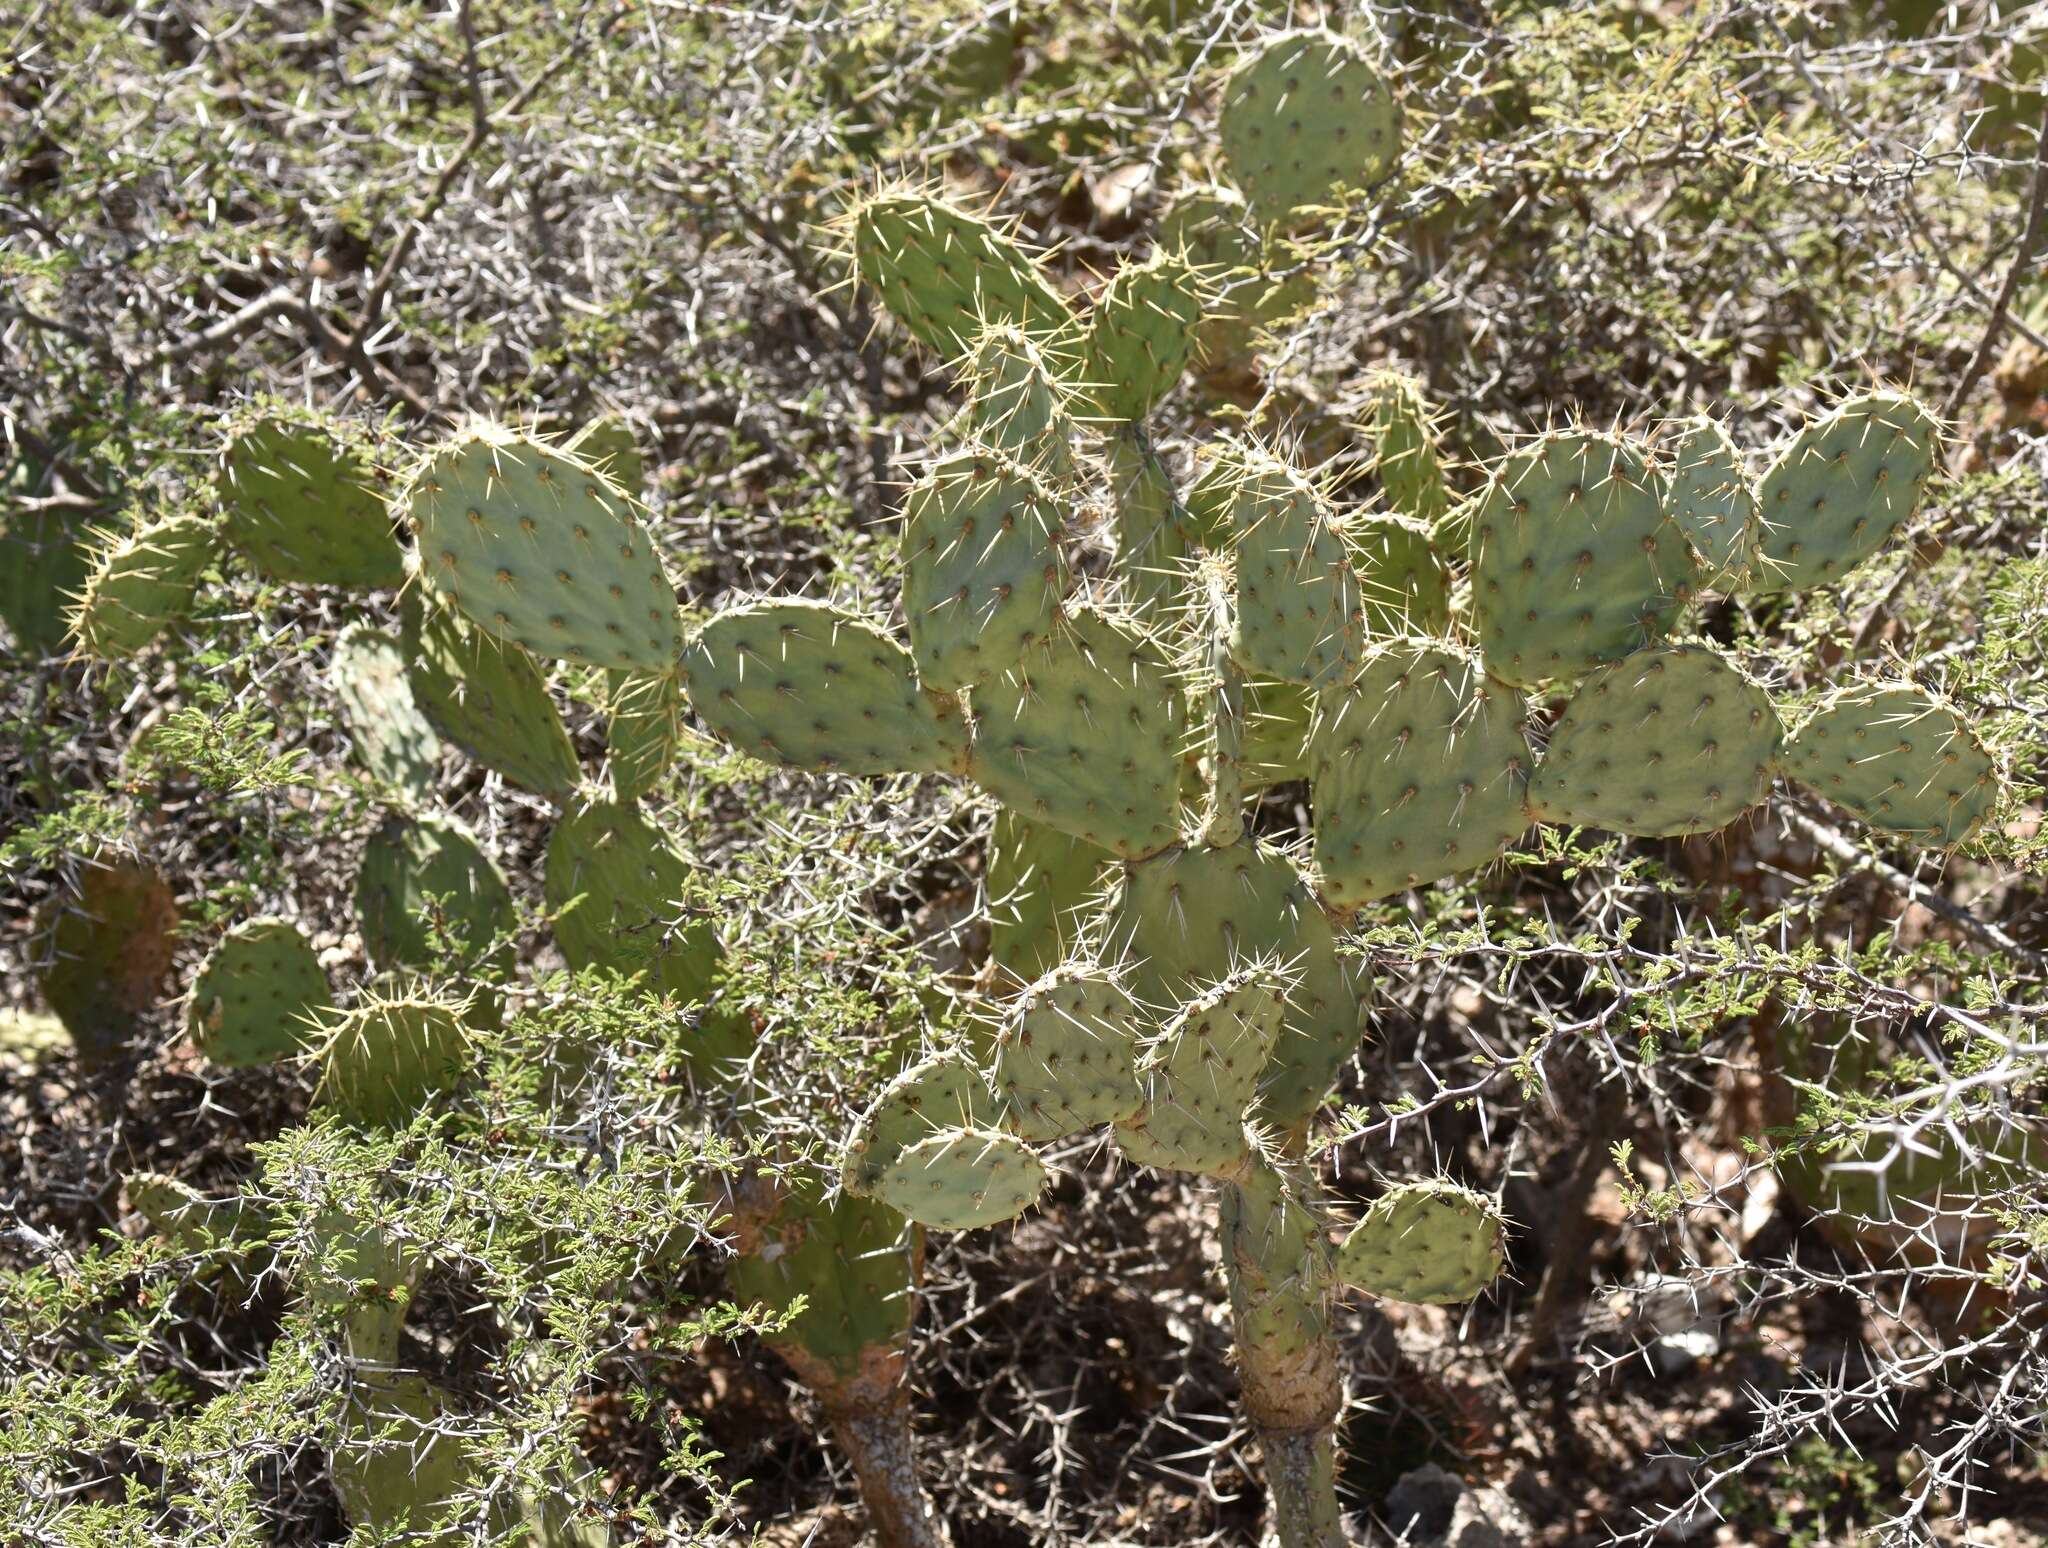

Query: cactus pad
(187, 917), (333, 1068)
(218, 410), (403, 588)
(993, 964), (1144, 1141)
(0, 487), (92, 655)
(39, 858), (178, 1069)
(958, 326), (1080, 479)
(1470, 432), (1690, 688)
(851, 190), (1072, 355)
(1115, 964), (1288, 1177)
(331, 623), (442, 797)
(402, 421), (683, 672)
(1221, 1157), (1336, 1416)
(1079, 250), (1207, 421)
(563, 414), (645, 499)
(682, 598), (970, 776)
(606, 668), (687, 801)
(308, 988), (472, 1127)
(985, 811), (1115, 987)
(1155, 190), (1316, 371)
(1529, 644), (1781, 838)
(356, 812), (515, 975)
(127, 1172), (272, 1261)
(1334, 1178), (1506, 1305)
(1219, 448), (1364, 688)
(1103, 433), (1196, 616)
(1308, 641), (1532, 906)
(404, 595), (581, 800)
(966, 606), (1186, 858)
(1666, 417), (1760, 592)
(1779, 682), (1997, 847)
(330, 1374), (473, 1541)
(1342, 515), (1452, 637)
(726, 1177), (914, 1374)
(1219, 29), (1401, 228)
(901, 447), (1069, 692)
(871, 1125), (1049, 1230)
(69, 514), (215, 660)
(1106, 839), (1364, 1131)
(843, 1052), (999, 1197)
(1364, 369), (1453, 531)
(1753, 392), (1937, 594)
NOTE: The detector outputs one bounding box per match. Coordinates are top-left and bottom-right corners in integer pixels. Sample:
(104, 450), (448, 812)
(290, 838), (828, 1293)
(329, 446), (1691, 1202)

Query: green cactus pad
(966, 606), (1186, 858)
(958, 326), (1080, 480)
(1221, 1156), (1335, 1402)
(1106, 839), (1365, 1131)
(1115, 964), (1288, 1177)
(330, 623), (442, 797)
(217, 410), (403, 588)
(1753, 392), (1938, 594)
(1334, 1178), (1506, 1305)
(682, 598), (970, 777)
(1779, 682), (1997, 847)
(308, 988), (472, 1127)
(563, 413), (645, 499)
(1470, 431), (1690, 689)
(727, 1178), (914, 1374)
(0, 479), (93, 655)
(1219, 29), (1401, 228)
(1667, 417), (1760, 593)
(606, 668), (687, 801)
(1529, 644), (1782, 838)
(993, 964), (1144, 1141)
(402, 421), (683, 672)
(843, 1052), (999, 1197)
(404, 595), (581, 801)
(356, 812), (515, 975)
(1364, 369), (1453, 531)
(1079, 250), (1208, 421)
(1155, 190), (1317, 371)
(186, 917), (333, 1068)
(39, 858), (179, 1069)
(1103, 433), (1196, 617)
(871, 1124), (1049, 1230)
(1308, 641), (1533, 907)
(127, 1172), (273, 1261)
(330, 1374), (473, 1541)
(901, 447), (1069, 692)
(1342, 515), (1452, 637)
(985, 811), (1115, 987)
(544, 799), (735, 1049)
(68, 514), (215, 660)
(851, 190), (1073, 355)
(1217, 447), (1363, 688)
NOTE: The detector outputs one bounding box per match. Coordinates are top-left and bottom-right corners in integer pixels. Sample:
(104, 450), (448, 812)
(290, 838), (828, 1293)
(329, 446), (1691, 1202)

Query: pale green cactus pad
(1342, 514), (1452, 637)
(1470, 431), (1691, 689)
(127, 1172), (273, 1261)
(1753, 392), (1937, 595)
(843, 1051), (1001, 1197)
(958, 325), (1080, 480)
(606, 667), (687, 801)
(1529, 644), (1781, 838)
(1106, 838), (1365, 1131)
(900, 447), (1068, 692)
(1779, 681), (1997, 847)
(563, 413), (645, 499)
(681, 598), (971, 776)
(356, 812), (514, 975)
(1222, 1156), (1335, 1396)
(871, 1124), (1049, 1230)
(329, 1374), (474, 1542)
(308, 988), (472, 1127)
(218, 410), (403, 588)
(331, 623), (442, 798)
(1079, 250), (1207, 421)
(186, 917), (332, 1068)
(966, 606), (1186, 858)
(851, 190), (1072, 355)
(1103, 434), (1195, 617)
(1308, 641), (1532, 907)
(69, 514), (216, 661)
(1115, 963), (1287, 1177)
(993, 964), (1144, 1141)
(1219, 29), (1401, 227)
(985, 811), (1115, 987)
(1364, 369), (1453, 531)
(1238, 679), (1316, 792)
(1221, 448), (1364, 688)
(402, 421), (683, 672)
(1666, 417), (1760, 593)
(726, 1178), (914, 1374)
(404, 595), (581, 801)
(1334, 1178), (1507, 1305)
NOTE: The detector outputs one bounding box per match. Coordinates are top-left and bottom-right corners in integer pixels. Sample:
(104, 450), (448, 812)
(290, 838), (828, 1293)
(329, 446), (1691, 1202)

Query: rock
(1384, 1463), (1532, 1547)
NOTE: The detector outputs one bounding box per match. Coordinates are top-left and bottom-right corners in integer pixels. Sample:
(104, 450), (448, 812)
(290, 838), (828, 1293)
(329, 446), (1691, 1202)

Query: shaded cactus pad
(39, 858), (179, 1069)
(356, 812), (515, 974)
(1779, 682), (1997, 847)
(1219, 29), (1401, 227)
(218, 410), (403, 588)
(1334, 1178), (1507, 1305)
(404, 596), (581, 800)
(187, 916), (332, 1068)
(1342, 515), (1452, 637)
(1753, 392), (1937, 595)
(1666, 417), (1760, 593)
(726, 1177), (914, 1374)
(331, 623), (442, 797)
(985, 812), (1115, 988)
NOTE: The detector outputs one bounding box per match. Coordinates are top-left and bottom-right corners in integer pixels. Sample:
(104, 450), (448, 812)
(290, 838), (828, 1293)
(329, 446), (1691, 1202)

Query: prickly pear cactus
(1364, 369), (1454, 533)
(1216, 444), (1364, 688)
(992, 964), (1143, 1141)
(1530, 644), (1782, 838)
(563, 413), (645, 499)
(726, 1175), (916, 1374)
(1218, 29), (1401, 228)
(681, 598), (970, 777)
(1115, 964), (1288, 1177)
(355, 812), (515, 975)
(404, 595), (581, 801)
(217, 408), (403, 588)
(1752, 391), (1937, 594)
(1155, 190), (1316, 372)
(985, 811), (1114, 987)
(850, 188), (1072, 354)
(1079, 250), (1208, 421)
(1103, 434), (1196, 616)
(331, 623), (443, 798)
(186, 917), (333, 1068)
(1666, 417), (1760, 592)
(843, 1052), (999, 1198)
(126, 1172), (273, 1264)
(959, 325), (1080, 479)
(606, 668), (687, 801)
(307, 987), (472, 1128)
(38, 857), (179, 1068)
(871, 1123), (1048, 1230)
(1343, 514), (1453, 637)
(68, 513), (216, 660)
(329, 1373), (474, 1543)
(0, 471), (93, 655)
(401, 421), (683, 672)
(1333, 1178), (1507, 1305)
(1779, 681), (1998, 846)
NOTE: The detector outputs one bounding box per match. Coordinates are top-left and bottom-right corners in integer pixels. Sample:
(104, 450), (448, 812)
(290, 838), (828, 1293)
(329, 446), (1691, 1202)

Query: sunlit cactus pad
(1753, 392), (1937, 595)
(308, 988), (472, 1127)
(186, 916), (332, 1068)
(843, 1052), (1000, 1197)
(1115, 964), (1288, 1178)
(1079, 250), (1207, 421)
(871, 1124), (1048, 1230)
(851, 189), (1072, 355)
(69, 514), (216, 660)
(1220, 447), (1364, 688)
(1219, 29), (1401, 227)
(1779, 681), (1997, 847)
(402, 421), (682, 672)
(1334, 1178), (1507, 1305)
(993, 964), (1144, 1141)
